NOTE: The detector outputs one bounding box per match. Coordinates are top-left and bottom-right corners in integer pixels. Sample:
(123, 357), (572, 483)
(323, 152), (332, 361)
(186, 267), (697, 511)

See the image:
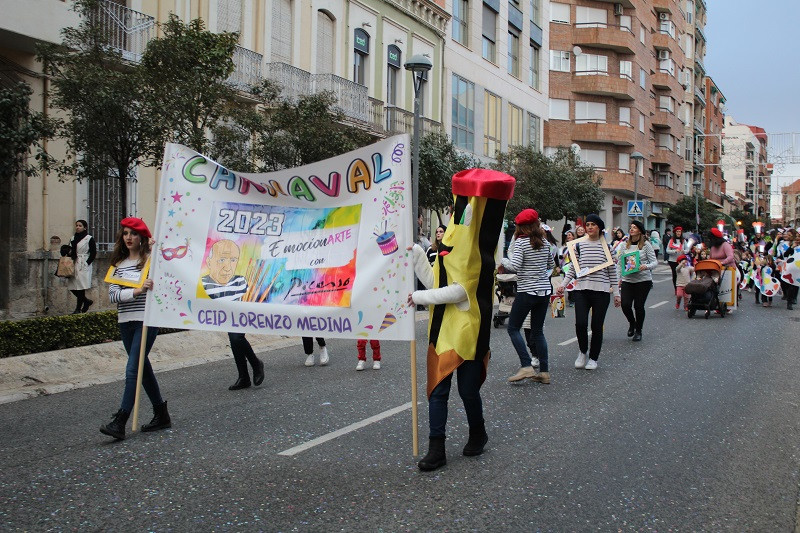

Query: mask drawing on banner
(197, 202), (361, 307)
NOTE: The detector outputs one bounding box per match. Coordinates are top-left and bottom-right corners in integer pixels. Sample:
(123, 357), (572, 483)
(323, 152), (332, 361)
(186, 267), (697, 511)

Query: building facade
(702, 75), (724, 207)
(782, 179), (800, 228)
(721, 115), (771, 218)
(543, 0), (692, 232)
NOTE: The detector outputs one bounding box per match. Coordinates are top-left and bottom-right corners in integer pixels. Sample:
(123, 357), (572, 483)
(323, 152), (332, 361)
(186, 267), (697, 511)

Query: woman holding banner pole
(100, 218), (171, 441)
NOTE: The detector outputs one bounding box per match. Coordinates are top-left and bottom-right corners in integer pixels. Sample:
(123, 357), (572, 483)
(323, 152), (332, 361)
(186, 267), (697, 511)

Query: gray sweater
(618, 240), (658, 283)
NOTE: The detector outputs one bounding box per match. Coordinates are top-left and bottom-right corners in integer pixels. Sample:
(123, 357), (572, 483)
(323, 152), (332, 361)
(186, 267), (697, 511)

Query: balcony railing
(264, 62), (313, 101)
(227, 45), (263, 91)
(694, 86), (706, 106)
(97, 0), (155, 62)
(313, 74), (369, 122)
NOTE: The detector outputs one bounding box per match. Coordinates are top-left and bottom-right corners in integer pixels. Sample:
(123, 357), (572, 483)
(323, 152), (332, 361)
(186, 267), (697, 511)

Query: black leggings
(668, 261), (678, 290)
(70, 289), (87, 309)
(620, 281), (653, 332)
(573, 290), (611, 360)
(302, 337), (326, 355)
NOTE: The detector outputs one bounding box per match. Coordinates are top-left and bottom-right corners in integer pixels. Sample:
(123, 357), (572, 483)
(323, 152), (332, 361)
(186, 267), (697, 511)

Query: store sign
(354, 29), (370, 54)
(387, 45), (401, 68)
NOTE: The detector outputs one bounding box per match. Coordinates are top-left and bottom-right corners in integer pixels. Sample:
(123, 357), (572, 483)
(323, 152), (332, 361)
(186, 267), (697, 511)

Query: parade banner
(718, 266), (739, 309)
(144, 137), (415, 341)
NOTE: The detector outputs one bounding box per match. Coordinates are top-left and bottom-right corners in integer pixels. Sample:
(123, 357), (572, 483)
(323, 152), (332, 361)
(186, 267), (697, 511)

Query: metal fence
(96, 0), (155, 63)
(226, 45), (263, 91)
(87, 176), (135, 251)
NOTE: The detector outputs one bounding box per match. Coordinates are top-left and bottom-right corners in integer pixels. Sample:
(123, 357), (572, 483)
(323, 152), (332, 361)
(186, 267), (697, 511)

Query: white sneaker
(584, 359), (598, 370)
(356, 360), (366, 371)
(575, 352), (587, 369)
(304, 354), (315, 367)
(319, 347), (329, 366)
(532, 357), (540, 368)
(372, 360), (381, 370)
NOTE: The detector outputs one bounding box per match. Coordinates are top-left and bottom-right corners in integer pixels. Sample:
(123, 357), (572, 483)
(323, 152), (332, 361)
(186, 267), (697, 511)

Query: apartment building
(681, 0), (704, 200)
(544, 0), (691, 232)
(702, 75), (724, 207)
(0, 0), (448, 317)
(442, 0), (549, 163)
(782, 179), (800, 228)
(721, 115), (771, 218)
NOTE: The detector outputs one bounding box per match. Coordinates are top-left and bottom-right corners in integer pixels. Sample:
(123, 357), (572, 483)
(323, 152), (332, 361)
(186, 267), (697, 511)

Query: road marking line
(649, 300), (669, 308)
(278, 402), (413, 456)
(558, 331), (591, 346)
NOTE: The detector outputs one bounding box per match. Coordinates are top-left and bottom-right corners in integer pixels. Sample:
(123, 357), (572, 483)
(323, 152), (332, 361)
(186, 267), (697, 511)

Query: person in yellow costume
(409, 168), (515, 471)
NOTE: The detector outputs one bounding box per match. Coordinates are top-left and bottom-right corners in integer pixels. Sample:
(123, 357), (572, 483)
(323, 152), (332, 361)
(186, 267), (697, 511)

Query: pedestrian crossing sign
(627, 200), (644, 217)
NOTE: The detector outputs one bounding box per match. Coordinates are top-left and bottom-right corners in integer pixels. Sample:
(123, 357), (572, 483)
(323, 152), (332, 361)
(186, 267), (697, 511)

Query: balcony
(264, 62), (312, 101)
(653, 184), (682, 205)
(573, 23), (637, 54)
(652, 0), (677, 14)
(652, 147), (683, 168)
(572, 73), (639, 100)
(602, 171), (655, 198)
(571, 121), (639, 146)
(694, 57), (706, 74)
(652, 70), (683, 94)
(384, 106), (442, 136)
(694, 86), (706, 106)
(653, 108), (682, 131)
(97, 0), (155, 62)
(693, 119), (704, 133)
(227, 45), (263, 91)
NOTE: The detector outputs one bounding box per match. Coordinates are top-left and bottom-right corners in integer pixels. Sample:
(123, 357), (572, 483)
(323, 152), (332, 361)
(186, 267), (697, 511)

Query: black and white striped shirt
(502, 237), (555, 296)
(108, 258), (147, 323)
(201, 275), (248, 300)
(562, 238), (620, 296)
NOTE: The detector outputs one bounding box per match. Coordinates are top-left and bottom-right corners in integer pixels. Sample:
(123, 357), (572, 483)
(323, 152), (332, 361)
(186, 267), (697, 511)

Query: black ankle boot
(100, 409), (130, 440)
(228, 377), (252, 390)
(141, 401), (171, 432)
(627, 324), (635, 337)
(81, 299), (93, 313)
(252, 358), (264, 386)
(633, 330), (642, 341)
(463, 424), (488, 456)
(418, 436), (447, 471)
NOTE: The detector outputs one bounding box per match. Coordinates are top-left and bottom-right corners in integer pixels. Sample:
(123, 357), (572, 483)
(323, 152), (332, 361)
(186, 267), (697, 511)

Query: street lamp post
(630, 151), (644, 226)
(693, 180), (702, 235)
(404, 54), (432, 242)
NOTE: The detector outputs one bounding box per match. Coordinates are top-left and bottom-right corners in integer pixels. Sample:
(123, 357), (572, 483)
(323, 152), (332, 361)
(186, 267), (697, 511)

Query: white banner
(144, 136), (415, 341)
(719, 266), (739, 309)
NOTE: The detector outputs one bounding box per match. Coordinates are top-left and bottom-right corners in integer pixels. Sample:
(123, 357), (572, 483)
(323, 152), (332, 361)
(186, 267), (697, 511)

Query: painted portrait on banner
(144, 136), (415, 341)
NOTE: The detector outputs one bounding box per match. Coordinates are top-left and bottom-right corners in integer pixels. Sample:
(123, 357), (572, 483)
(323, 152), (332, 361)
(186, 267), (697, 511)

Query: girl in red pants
(356, 339), (381, 370)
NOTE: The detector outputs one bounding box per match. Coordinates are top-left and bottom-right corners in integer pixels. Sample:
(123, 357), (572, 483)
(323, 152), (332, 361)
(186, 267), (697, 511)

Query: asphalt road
(1, 266), (799, 532)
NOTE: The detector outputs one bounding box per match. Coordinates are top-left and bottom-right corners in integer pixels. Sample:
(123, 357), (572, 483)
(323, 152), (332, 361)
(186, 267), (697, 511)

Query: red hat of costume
(515, 208), (539, 225)
(120, 217), (152, 239)
(452, 168), (516, 200)
(710, 227), (723, 238)
(674, 226), (683, 232)
(677, 254), (688, 262)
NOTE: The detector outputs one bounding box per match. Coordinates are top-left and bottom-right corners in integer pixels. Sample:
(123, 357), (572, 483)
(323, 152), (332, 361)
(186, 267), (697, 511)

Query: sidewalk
(0, 331), (301, 405)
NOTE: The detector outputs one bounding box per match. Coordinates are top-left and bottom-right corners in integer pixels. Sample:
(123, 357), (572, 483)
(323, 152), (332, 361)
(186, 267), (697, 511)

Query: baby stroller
(685, 259), (728, 319)
(494, 273), (517, 328)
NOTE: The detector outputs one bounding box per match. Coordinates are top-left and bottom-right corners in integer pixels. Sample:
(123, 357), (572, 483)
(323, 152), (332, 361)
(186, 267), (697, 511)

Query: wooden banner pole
(410, 338), (419, 456)
(130, 325), (148, 432)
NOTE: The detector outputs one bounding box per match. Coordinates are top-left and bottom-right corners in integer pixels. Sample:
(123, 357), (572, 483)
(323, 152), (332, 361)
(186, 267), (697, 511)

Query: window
(580, 149), (606, 169)
(659, 58), (675, 76)
(685, 171), (692, 195)
(575, 53), (608, 75)
(685, 136), (692, 159)
(353, 28), (370, 86)
(639, 68), (646, 89)
(452, 75), (475, 151)
(509, 104), (523, 147)
(619, 107), (631, 126)
(619, 60), (632, 80)
(684, 34), (693, 59)
(659, 20), (676, 38)
(89, 177), (128, 251)
(452, 0), (469, 46)
(575, 6), (607, 27)
(638, 113), (645, 133)
(528, 113), (541, 150)
(657, 172), (673, 188)
(550, 2), (570, 24)
(530, 0), (540, 25)
(575, 101), (606, 123)
(315, 11), (335, 74)
(484, 91), (501, 157)
(529, 43), (540, 89)
(658, 133), (673, 151)
(272, 0), (293, 63)
(550, 50), (570, 72)
(482, 4), (497, 62)
(386, 45), (401, 106)
(620, 15), (632, 32)
(508, 29), (520, 77)
(639, 25), (645, 44)
(619, 152), (630, 173)
(549, 98), (569, 120)
(658, 96), (674, 112)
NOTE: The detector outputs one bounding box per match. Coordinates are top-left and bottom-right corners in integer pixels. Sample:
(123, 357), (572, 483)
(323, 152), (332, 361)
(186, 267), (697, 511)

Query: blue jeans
(507, 292), (550, 372)
(119, 321), (162, 413)
(428, 359), (484, 438)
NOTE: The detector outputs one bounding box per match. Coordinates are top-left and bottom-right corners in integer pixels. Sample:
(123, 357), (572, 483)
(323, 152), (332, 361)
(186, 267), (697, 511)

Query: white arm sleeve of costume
(412, 283), (470, 311)
(411, 244), (434, 289)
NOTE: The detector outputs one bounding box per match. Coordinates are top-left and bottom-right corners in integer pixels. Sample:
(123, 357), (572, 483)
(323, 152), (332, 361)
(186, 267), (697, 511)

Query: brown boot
(531, 371), (550, 384)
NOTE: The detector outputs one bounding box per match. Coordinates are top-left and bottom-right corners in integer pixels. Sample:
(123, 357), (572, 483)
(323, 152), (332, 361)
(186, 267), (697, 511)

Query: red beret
(452, 168), (516, 201)
(710, 228), (723, 238)
(515, 208), (539, 225)
(677, 254), (688, 262)
(120, 217), (152, 239)
(674, 226), (683, 232)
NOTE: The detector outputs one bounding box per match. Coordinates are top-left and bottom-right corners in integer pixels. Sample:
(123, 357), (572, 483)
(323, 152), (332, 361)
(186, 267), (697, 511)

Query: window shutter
(272, 0), (293, 63)
(316, 11), (334, 73)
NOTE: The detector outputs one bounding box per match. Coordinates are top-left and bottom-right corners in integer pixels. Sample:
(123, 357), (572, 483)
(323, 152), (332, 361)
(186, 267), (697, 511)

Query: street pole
(694, 184), (700, 235)
(412, 74), (421, 241)
(630, 152), (644, 228)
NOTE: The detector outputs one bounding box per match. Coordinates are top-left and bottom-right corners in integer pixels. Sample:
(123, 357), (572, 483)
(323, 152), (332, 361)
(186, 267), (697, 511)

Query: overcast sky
(705, 0), (799, 134)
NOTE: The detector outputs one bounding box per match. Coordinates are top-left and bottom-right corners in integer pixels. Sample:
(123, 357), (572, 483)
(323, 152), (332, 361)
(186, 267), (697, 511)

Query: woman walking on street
(618, 220), (658, 342)
(100, 218), (171, 440)
(708, 228), (735, 267)
(426, 225), (446, 265)
(67, 220), (96, 313)
(665, 226), (687, 290)
(556, 214), (621, 370)
(504, 209), (555, 384)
